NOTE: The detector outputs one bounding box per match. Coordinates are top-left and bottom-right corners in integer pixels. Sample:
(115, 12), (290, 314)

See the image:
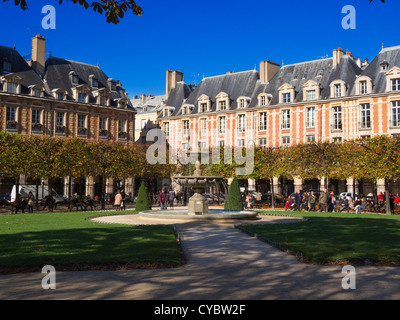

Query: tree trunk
(270, 177), (275, 210)
(385, 180), (392, 215)
(101, 177), (106, 210)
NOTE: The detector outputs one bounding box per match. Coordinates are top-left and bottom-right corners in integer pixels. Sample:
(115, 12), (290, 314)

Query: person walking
(319, 189), (328, 212)
(120, 189), (126, 211)
(329, 192), (337, 212)
(114, 190), (122, 211)
(168, 189), (175, 208)
(159, 189), (168, 210)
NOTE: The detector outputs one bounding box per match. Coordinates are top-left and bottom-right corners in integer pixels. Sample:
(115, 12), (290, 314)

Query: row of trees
(0, 131), (174, 209)
(1, 131), (399, 213)
(207, 135), (400, 214)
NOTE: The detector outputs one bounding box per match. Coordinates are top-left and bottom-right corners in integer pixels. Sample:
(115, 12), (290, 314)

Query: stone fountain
(139, 152), (258, 220)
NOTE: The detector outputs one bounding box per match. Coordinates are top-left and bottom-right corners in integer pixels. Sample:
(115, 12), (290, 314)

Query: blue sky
(0, 0), (397, 98)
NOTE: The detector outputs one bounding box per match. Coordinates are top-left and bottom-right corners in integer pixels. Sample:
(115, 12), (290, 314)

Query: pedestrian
(309, 192), (316, 211)
(159, 189), (168, 210)
(329, 192), (337, 212)
(169, 189), (175, 208)
(301, 192), (308, 211)
(319, 189), (328, 212)
(294, 190), (301, 211)
(28, 191), (34, 213)
(114, 190), (122, 211)
(72, 193), (83, 211)
(348, 196), (354, 212)
(120, 189), (126, 210)
(14, 194), (23, 214)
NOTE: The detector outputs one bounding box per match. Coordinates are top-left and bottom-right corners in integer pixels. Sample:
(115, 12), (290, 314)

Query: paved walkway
(1, 213), (400, 300)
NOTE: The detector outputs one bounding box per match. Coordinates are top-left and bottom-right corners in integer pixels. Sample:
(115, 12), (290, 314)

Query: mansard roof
(0, 45), (45, 95)
(44, 56), (133, 108)
(358, 45), (400, 94)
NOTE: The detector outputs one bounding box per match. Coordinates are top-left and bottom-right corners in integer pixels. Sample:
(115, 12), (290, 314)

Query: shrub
(224, 177), (243, 211)
(135, 181), (152, 211)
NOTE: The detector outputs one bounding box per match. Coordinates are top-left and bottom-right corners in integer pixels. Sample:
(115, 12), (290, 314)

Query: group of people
(12, 191), (36, 214)
(157, 188), (178, 209)
(284, 189), (391, 214)
(113, 189), (127, 211)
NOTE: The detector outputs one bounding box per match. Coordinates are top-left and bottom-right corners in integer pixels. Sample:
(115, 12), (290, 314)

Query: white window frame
(281, 109), (290, 130)
(259, 112), (267, 131)
(306, 107), (315, 128)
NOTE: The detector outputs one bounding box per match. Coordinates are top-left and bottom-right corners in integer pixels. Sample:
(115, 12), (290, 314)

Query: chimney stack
(259, 60), (280, 83)
(333, 47), (345, 69)
(166, 70), (184, 99)
(31, 35), (46, 76)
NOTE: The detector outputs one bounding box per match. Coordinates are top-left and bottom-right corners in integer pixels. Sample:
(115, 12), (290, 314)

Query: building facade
(159, 46), (400, 196)
(0, 35), (136, 197)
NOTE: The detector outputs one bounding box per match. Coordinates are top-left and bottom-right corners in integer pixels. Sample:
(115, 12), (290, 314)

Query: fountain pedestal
(188, 192), (208, 215)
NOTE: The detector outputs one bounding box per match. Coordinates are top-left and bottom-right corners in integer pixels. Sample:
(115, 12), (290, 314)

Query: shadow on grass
(0, 225), (181, 273)
(239, 214), (400, 265)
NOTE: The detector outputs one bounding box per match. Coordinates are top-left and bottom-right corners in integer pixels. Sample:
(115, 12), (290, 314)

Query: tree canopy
(5, 0), (143, 24)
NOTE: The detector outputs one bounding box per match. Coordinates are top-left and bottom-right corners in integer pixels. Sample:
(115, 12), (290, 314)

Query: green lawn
(240, 211), (400, 265)
(0, 211), (181, 272)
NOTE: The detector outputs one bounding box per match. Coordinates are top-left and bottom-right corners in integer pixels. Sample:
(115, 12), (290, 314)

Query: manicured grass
(0, 210), (181, 272)
(240, 211), (400, 264)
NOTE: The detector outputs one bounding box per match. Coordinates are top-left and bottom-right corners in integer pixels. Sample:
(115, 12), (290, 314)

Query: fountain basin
(139, 209), (258, 220)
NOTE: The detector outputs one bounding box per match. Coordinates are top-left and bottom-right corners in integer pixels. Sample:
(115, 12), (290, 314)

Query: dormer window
(52, 88), (67, 101)
(355, 75), (373, 95)
(89, 75), (98, 88)
(29, 85), (44, 98)
(303, 80), (320, 101)
(181, 104), (194, 115)
(279, 83), (295, 104)
(237, 96), (250, 109)
(197, 94), (211, 113)
(108, 78), (117, 91)
(216, 92), (230, 111)
(381, 61), (389, 72)
(69, 71), (79, 85)
(1, 74), (22, 94)
(392, 79), (400, 91)
(72, 85), (90, 103)
(330, 80), (346, 98)
(385, 67), (400, 92)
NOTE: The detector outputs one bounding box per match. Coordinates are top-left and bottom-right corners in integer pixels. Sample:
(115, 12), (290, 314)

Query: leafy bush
(224, 177), (243, 211)
(135, 181), (152, 211)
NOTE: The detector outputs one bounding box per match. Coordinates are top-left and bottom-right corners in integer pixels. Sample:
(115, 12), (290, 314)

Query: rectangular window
(3, 61), (11, 73)
(6, 107), (16, 121)
(306, 107), (315, 128)
(282, 93), (291, 104)
(282, 136), (290, 146)
(307, 90), (316, 101)
(100, 97), (107, 106)
(34, 90), (41, 97)
(163, 122), (170, 137)
(78, 115), (86, 129)
(7, 82), (17, 94)
(239, 99), (245, 108)
(219, 140), (225, 148)
(72, 75), (79, 84)
(261, 96), (266, 106)
(332, 106), (342, 130)
(392, 79), (400, 91)
(238, 114), (246, 133)
(259, 138), (267, 148)
(57, 92), (64, 101)
(182, 120), (190, 136)
(219, 100), (226, 110)
(78, 93), (86, 103)
(219, 117), (226, 134)
(392, 101), (400, 127)
(237, 139), (245, 147)
(200, 103), (207, 113)
(282, 110), (290, 130)
(259, 112), (267, 131)
(56, 112), (64, 126)
(306, 135), (315, 143)
(360, 81), (367, 94)
(99, 117), (107, 130)
(199, 118), (207, 137)
(332, 137), (342, 143)
(118, 119), (126, 132)
(360, 103), (371, 129)
(335, 84), (342, 97)
(32, 109), (41, 124)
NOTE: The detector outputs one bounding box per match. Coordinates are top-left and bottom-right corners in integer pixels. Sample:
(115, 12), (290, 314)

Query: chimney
(31, 35), (46, 76)
(166, 70), (184, 99)
(333, 47), (345, 68)
(141, 93), (146, 105)
(259, 60), (280, 83)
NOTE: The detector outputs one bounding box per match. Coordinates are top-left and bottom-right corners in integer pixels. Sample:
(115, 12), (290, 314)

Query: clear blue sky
(0, 0), (397, 98)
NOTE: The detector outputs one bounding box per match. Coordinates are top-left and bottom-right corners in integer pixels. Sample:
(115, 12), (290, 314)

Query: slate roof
(0, 45), (45, 95)
(44, 56), (133, 108)
(357, 45), (400, 94)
